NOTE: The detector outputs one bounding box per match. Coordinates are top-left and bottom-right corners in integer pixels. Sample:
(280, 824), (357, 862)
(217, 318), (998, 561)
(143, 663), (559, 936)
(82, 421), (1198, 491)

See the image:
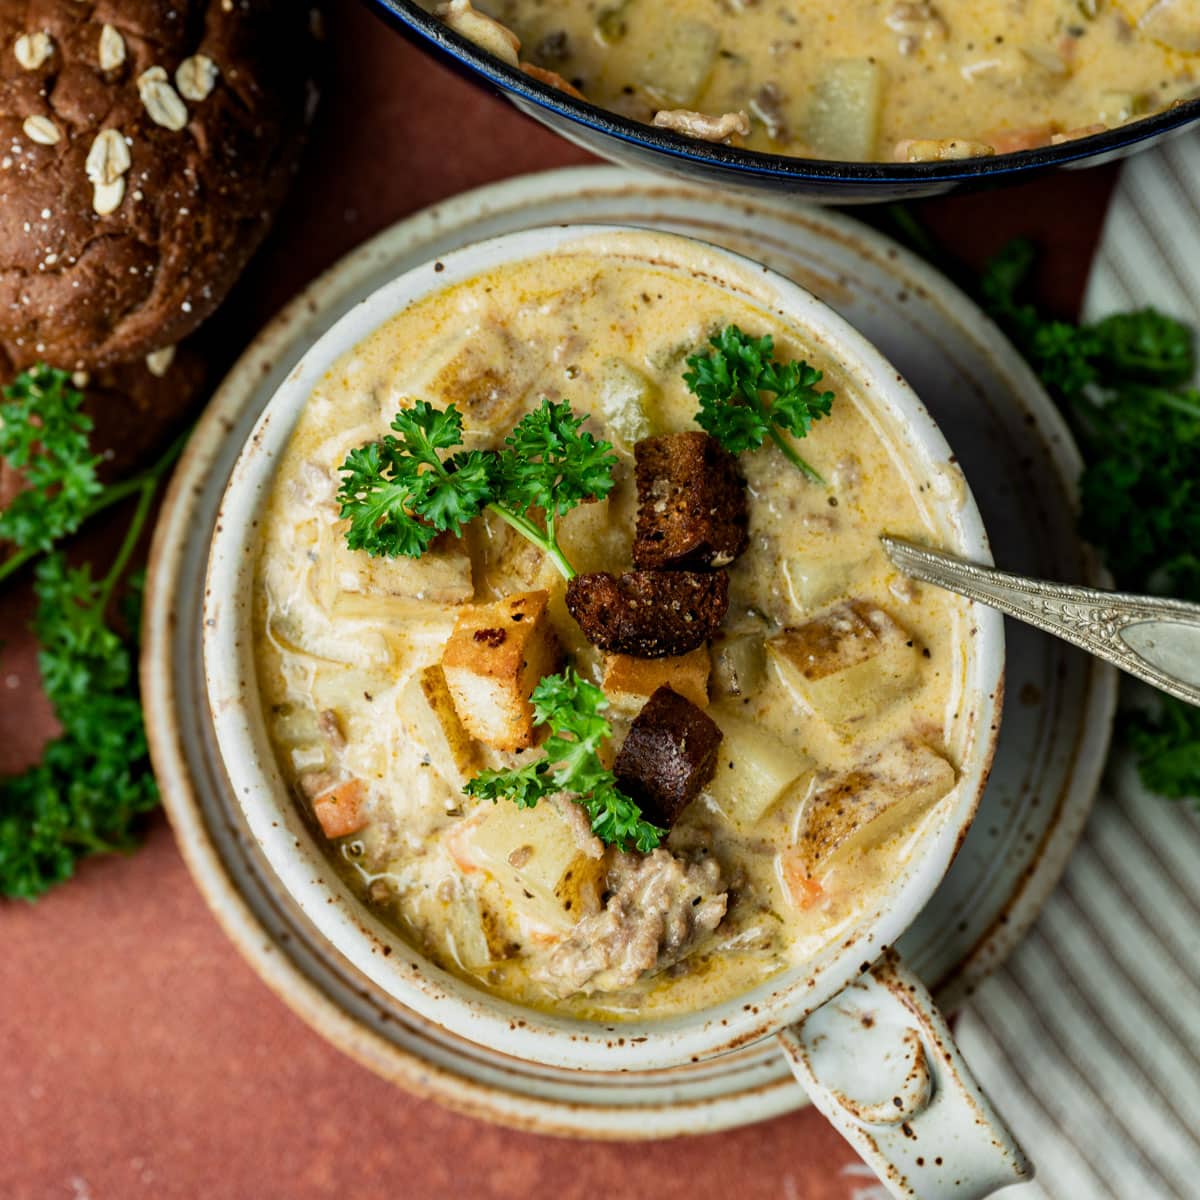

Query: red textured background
(0, 4), (1118, 1198)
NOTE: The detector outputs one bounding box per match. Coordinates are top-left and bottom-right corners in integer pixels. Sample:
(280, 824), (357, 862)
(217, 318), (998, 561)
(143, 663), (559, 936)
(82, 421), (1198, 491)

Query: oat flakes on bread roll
(0, 1), (320, 372)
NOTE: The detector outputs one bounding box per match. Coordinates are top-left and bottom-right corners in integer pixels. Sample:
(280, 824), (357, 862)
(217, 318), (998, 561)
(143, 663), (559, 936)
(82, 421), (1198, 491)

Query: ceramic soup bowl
(203, 226), (1026, 1199)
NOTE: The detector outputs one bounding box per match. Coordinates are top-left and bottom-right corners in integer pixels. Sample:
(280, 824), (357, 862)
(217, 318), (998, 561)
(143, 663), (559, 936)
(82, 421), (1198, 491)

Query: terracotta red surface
(0, 4), (1119, 1198)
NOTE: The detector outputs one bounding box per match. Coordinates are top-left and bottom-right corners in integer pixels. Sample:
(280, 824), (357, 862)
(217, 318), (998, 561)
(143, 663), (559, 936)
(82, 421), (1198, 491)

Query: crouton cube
(614, 686), (723, 828)
(566, 569), (728, 658)
(311, 778), (368, 840)
(442, 590), (562, 751)
(768, 600), (920, 727)
(633, 432), (749, 570)
(706, 705), (815, 828)
(603, 646), (711, 711)
(794, 740), (956, 873)
(452, 801), (605, 937)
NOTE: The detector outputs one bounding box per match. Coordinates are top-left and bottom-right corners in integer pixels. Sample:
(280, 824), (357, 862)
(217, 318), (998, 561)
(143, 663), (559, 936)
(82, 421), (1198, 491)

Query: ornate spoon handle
(882, 536), (1200, 708)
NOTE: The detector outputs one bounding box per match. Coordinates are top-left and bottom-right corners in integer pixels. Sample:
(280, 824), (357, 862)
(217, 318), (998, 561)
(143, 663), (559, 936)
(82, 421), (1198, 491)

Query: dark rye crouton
(614, 687), (723, 828)
(565, 569), (729, 658)
(633, 432), (749, 570)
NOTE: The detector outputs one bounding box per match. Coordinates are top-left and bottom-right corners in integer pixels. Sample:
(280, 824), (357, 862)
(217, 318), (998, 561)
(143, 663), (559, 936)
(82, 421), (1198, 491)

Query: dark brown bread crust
(614, 686), (723, 828)
(565, 569), (728, 658)
(0, 1), (318, 370)
(633, 432), (748, 570)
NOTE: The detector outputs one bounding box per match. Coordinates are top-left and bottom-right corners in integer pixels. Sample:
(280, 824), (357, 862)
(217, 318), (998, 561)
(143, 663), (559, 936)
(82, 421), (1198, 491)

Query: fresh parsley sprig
(979, 236), (1200, 805)
(464, 668), (664, 853)
(1, 367), (185, 899)
(337, 398), (616, 580)
(683, 325), (834, 484)
(0, 365), (103, 557)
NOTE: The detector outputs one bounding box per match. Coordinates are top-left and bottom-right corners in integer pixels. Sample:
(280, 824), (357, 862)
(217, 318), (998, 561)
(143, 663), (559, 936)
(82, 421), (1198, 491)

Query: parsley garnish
(0, 365), (103, 555)
(979, 236), (1200, 805)
(682, 325), (834, 484)
(337, 398), (617, 580)
(1, 367), (185, 899)
(464, 668), (664, 853)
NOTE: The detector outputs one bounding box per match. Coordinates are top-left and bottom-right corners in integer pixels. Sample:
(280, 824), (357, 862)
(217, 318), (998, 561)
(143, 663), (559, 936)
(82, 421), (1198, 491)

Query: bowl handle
(777, 948), (1032, 1199)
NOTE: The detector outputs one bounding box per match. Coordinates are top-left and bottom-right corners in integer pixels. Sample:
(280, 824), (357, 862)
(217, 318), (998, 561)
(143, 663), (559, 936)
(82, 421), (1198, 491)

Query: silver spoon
(881, 536), (1200, 708)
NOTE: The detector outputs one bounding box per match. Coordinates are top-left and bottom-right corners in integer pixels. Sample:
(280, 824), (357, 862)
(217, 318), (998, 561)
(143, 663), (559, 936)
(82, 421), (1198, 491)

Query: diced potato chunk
(442, 590), (562, 751)
(710, 634), (766, 700)
(782, 551), (868, 613)
(603, 647), (711, 711)
(793, 741), (956, 873)
(554, 498), (631, 578)
(599, 358), (660, 447)
(1138, 0), (1200, 52)
(321, 526), (474, 617)
(637, 20), (720, 107)
(1097, 90), (1145, 124)
(398, 664), (481, 788)
(454, 802), (604, 936)
(768, 601), (920, 728)
(706, 705), (815, 828)
(806, 60), (883, 162)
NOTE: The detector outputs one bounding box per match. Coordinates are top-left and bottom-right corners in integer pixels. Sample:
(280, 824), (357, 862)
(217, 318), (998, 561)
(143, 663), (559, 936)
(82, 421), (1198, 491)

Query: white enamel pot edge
(201, 225), (1022, 1193)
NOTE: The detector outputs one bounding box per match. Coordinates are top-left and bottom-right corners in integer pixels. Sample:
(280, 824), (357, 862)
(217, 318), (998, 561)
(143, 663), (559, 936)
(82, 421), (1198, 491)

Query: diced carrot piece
(780, 851), (826, 911)
(443, 812), (486, 874)
(520, 62), (586, 101)
(312, 779), (367, 840)
(985, 126), (1055, 155)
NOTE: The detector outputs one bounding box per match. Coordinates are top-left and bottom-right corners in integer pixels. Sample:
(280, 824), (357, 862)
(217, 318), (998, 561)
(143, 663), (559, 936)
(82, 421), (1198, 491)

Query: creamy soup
(253, 245), (976, 1021)
(430, 0), (1199, 161)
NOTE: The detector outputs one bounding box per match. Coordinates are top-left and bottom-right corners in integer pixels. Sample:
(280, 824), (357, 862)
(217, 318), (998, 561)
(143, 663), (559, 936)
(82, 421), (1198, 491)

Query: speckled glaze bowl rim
(368, 0), (1200, 189)
(201, 223), (1004, 1072)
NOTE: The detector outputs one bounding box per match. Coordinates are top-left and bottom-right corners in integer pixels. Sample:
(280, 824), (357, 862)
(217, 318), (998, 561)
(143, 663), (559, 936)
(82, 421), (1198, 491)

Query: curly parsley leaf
(977, 236), (1200, 805)
(337, 398), (616, 580)
(1126, 699), (1200, 802)
(0, 366), (103, 553)
(0, 552), (160, 899)
(336, 402), (497, 558)
(1, 368), (185, 899)
(499, 399), (618, 518)
(465, 668), (664, 853)
(683, 325), (834, 483)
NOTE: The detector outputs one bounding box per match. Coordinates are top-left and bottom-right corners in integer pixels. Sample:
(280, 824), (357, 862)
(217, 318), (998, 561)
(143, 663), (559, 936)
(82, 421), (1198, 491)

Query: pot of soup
(203, 226), (1022, 1196)
(367, 0), (1200, 200)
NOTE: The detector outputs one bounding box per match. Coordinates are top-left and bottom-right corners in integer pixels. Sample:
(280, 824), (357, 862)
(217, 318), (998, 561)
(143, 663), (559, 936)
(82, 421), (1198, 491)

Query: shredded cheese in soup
(253, 248), (979, 1020)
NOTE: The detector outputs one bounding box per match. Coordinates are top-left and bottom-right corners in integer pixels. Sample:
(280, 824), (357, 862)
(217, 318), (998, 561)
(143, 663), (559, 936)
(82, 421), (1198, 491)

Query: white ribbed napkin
(956, 132), (1200, 1200)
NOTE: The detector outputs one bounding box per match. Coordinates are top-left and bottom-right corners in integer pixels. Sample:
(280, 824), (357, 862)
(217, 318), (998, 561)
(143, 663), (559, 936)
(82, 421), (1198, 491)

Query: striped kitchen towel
(956, 132), (1200, 1200)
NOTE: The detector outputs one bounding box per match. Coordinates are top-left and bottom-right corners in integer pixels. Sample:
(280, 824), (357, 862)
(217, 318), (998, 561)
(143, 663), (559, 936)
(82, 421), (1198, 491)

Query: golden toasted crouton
(793, 740), (956, 874)
(442, 590), (562, 751)
(768, 600), (920, 727)
(603, 646), (711, 711)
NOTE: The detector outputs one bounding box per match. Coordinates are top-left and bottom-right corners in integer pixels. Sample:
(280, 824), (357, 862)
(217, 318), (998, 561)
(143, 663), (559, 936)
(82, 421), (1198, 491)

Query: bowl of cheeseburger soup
(205, 227), (1021, 1192)
(369, 0), (1199, 200)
